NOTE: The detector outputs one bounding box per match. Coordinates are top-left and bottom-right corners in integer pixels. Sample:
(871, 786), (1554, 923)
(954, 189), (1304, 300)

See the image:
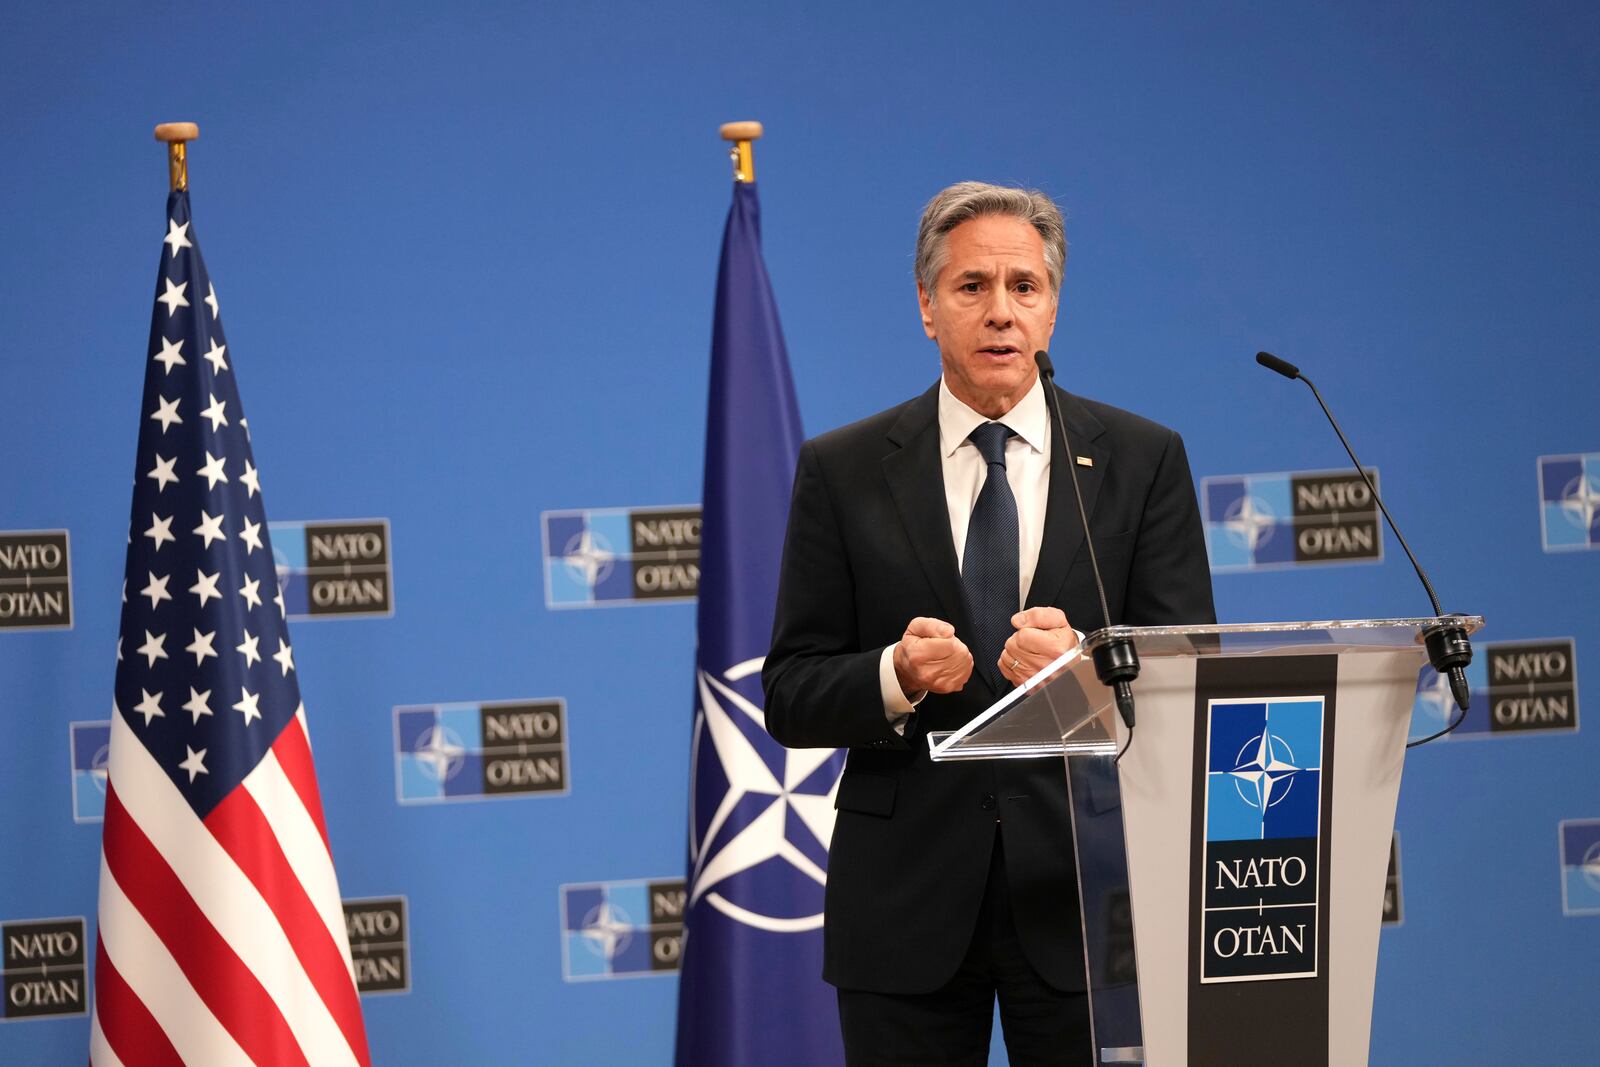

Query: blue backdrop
(2, 2), (1596, 1063)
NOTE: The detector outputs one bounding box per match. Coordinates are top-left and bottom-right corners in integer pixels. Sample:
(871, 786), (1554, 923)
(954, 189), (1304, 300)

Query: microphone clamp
(1422, 616), (1474, 712)
(1091, 639), (1140, 730)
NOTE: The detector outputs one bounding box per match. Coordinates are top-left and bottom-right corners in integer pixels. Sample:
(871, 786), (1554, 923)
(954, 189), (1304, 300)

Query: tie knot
(968, 422), (1014, 466)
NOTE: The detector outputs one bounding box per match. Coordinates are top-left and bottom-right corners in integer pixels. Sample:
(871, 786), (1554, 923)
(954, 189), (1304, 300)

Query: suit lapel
(882, 384), (974, 642)
(1026, 385), (1110, 617)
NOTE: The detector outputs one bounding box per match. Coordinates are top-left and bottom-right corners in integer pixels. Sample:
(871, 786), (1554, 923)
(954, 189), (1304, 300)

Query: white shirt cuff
(879, 645), (924, 734)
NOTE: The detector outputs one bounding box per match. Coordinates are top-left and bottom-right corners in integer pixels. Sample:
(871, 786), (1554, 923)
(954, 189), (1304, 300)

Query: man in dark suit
(763, 182), (1215, 1066)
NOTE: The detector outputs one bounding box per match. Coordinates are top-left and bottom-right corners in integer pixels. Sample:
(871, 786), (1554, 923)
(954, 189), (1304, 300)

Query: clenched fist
(892, 616), (974, 696)
(998, 606), (1080, 687)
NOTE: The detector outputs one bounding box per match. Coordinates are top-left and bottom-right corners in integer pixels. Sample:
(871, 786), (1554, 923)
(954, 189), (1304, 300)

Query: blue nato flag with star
(90, 191), (370, 1065)
(673, 182), (846, 1066)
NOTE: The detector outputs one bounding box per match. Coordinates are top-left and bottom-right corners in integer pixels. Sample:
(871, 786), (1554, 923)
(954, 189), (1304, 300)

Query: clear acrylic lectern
(929, 616), (1482, 1067)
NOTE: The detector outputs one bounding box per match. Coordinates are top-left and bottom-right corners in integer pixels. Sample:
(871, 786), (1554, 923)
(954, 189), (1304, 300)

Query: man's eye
(1016, 282), (1035, 294)
(960, 282), (981, 293)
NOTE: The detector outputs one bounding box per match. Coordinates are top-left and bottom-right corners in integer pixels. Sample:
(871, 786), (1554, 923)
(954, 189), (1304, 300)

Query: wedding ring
(1010, 658), (1022, 671)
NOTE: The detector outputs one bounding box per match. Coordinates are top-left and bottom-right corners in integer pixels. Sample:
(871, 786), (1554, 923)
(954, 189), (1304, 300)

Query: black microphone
(1254, 351), (1300, 379)
(1034, 352), (1140, 738)
(1254, 351), (1474, 737)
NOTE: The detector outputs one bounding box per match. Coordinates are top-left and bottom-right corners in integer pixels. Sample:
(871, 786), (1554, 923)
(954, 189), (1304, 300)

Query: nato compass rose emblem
(1559, 471), (1600, 538)
(577, 899), (635, 963)
(687, 657), (845, 932)
(1229, 729), (1302, 812)
(411, 723), (466, 784)
(1222, 494), (1277, 553)
(561, 528), (616, 588)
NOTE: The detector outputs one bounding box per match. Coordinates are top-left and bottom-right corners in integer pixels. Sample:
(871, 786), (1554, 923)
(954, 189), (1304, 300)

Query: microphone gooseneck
(1034, 352), (1140, 747)
(1254, 351), (1474, 742)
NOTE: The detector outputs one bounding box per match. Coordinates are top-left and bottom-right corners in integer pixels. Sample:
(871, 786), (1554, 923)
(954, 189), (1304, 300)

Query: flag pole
(719, 121), (762, 183)
(153, 122), (199, 191)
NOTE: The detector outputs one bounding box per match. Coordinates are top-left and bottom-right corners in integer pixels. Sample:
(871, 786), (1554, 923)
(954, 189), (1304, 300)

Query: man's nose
(983, 289), (1015, 329)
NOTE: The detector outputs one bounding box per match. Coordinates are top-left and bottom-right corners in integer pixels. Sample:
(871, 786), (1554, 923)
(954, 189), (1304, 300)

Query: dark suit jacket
(762, 379), (1216, 995)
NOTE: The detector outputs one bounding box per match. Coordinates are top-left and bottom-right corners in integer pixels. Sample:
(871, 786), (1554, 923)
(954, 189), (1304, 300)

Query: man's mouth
(978, 346), (1020, 358)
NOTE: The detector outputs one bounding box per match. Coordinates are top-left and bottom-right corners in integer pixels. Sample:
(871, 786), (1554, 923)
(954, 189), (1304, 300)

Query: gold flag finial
(719, 121), (763, 183)
(153, 123), (200, 191)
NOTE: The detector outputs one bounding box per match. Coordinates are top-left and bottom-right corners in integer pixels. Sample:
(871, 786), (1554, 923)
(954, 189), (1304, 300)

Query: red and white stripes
(92, 711), (370, 1067)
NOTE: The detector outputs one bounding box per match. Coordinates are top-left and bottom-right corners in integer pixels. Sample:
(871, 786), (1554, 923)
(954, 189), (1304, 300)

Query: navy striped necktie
(962, 421), (1019, 691)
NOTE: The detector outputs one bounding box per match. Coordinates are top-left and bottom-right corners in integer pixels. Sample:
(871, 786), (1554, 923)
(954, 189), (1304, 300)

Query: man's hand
(893, 617), (974, 696)
(998, 607), (1080, 686)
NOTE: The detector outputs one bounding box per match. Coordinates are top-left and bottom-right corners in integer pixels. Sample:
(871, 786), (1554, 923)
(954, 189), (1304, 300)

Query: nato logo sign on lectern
(1199, 697), (1326, 982)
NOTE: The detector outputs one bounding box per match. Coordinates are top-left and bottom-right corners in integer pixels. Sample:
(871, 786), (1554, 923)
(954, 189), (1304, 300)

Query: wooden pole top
(721, 121), (762, 183)
(154, 122), (200, 143)
(154, 123), (198, 190)
(719, 121), (763, 142)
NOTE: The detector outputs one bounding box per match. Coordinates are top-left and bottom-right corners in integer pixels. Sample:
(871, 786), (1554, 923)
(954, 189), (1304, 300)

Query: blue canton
(114, 191), (301, 817)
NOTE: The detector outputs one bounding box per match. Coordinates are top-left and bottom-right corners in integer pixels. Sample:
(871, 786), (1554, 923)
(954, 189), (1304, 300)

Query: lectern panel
(1186, 655), (1338, 1065)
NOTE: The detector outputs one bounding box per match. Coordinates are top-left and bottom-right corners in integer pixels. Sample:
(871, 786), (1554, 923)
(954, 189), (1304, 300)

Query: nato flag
(674, 183), (846, 1065)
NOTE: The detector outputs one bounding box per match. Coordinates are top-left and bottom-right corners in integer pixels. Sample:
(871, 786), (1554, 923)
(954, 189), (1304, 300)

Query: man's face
(918, 214), (1058, 419)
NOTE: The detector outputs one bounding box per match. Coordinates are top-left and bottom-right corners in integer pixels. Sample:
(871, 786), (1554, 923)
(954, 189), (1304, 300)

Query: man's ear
(917, 282), (936, 340)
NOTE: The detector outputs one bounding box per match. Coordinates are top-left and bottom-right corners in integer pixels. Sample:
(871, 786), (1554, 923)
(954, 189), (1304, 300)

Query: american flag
(90, 189), (371, 1067)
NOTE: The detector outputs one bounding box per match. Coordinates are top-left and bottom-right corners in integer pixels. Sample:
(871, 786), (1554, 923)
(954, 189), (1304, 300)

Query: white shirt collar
(938, 374), (1050, 459)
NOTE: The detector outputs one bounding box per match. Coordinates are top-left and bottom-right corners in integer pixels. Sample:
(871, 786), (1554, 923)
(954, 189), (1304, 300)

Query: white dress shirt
(878, 375), (1054, 721)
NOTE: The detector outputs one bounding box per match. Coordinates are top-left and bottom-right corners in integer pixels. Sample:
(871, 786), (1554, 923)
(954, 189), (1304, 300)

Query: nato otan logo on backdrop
(0, 531), (71, 630)
(343, 897), (410, 994)
(1, 917), (86, 1021)
(394, 699), (569, 803)
(559, 879), (685, 981)
(1410, 638), (1579, 741)
(1559, 819), (1600, 917)
(271, 519), (393, 618)
(1538, 453), (1600, 552)
(68, 720), (111, 823)
(541, 506), (700, 607)
(1202, 469), (1382, 571)
(1199, 697), (1326, 982)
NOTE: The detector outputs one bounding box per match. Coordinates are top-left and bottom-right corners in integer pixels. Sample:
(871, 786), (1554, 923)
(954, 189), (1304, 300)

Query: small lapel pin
(1076, 456), (1094, 468)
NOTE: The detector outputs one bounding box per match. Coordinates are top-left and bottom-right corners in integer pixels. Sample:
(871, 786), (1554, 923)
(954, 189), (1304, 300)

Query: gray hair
(914, 181), (1066, 300)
